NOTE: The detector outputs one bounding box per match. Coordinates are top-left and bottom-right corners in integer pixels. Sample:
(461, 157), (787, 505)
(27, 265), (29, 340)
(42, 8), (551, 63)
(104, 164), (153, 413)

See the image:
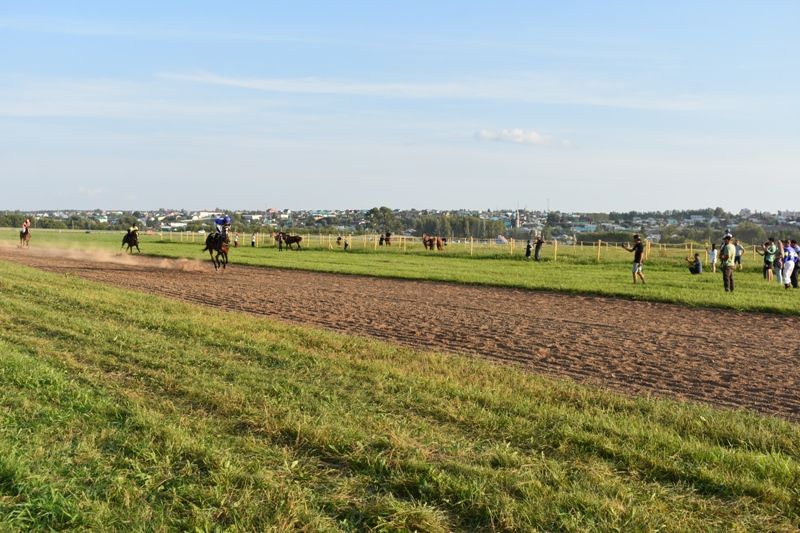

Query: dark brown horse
(19, 229), (31, 248)
(422, 234), (446, 251)
(121, 231), (140, 254)
(203, 232), (229, 270)
(275, 232), (302, 251)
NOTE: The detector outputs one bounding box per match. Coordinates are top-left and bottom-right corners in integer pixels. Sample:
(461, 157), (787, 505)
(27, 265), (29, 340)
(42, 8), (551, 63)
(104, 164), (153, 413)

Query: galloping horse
(203, 232), (229, 271)
(275, 232), (302, 251)
(19, 228), (31, 248)
(121, 231), (140, 254)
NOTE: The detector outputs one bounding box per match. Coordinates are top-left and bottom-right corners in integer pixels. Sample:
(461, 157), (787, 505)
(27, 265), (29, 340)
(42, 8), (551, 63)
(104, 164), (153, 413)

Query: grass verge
(0, 260), (798, 531)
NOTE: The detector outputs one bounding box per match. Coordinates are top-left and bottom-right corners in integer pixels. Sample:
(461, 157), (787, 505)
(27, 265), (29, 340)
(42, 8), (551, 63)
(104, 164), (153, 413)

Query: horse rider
(21, 218), (30, 235)
(214, 214), (232, 240)
(128, 223), (139, 237)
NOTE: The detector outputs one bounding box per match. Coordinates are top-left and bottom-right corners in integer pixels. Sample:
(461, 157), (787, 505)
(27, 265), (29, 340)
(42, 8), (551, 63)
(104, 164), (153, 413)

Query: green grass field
(0, 260), (798, 531)
(5, 228), (799, 315)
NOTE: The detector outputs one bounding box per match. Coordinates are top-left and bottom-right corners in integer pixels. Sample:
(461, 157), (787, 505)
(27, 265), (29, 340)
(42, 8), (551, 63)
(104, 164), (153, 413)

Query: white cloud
(0, 78), (281, 119)
(476, 128), (553, 146)
(0, 16), (314, 44)
(78, 187), (103, 198)
(161, 71), (706, 111)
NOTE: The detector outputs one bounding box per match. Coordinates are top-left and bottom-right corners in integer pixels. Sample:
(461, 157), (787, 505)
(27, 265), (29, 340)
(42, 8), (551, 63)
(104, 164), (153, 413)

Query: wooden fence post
(596, 240), (601, 262)
(553, 239), (558, 262)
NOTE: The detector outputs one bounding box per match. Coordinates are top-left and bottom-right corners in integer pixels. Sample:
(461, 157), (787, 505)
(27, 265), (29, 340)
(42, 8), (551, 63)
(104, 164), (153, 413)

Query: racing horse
(121, 231), (140, 254)
(19, 228), (31, 248)
(203, 232), (230, 271)
(275, 232), (302, 251)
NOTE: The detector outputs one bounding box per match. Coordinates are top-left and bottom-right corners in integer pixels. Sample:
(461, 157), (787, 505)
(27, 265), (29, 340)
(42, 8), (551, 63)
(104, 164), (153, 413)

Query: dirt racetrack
(3, 247), (799, 421)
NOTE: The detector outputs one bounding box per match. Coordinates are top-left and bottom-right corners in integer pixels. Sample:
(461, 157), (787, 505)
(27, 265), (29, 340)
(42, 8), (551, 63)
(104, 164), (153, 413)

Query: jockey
(214, 214), (232, 238)
(21, 218), (30, 235)
(128, 223), (139, 236)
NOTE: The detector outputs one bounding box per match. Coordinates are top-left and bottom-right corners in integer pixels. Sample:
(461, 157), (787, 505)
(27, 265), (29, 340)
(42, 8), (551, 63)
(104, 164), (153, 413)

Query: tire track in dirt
(4, 247), (799, 420)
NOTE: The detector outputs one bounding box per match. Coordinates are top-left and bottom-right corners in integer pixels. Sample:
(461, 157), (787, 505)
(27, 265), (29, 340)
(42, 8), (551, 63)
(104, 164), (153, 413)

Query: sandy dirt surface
(3, 246), (799, 420)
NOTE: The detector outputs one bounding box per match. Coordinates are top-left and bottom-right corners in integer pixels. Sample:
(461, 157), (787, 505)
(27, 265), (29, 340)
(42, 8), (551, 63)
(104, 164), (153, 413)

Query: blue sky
(1, 1), (798, 211)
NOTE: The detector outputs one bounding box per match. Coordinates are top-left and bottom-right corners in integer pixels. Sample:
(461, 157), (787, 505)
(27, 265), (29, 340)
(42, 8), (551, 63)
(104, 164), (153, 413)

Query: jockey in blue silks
(214, 214), (232, 238)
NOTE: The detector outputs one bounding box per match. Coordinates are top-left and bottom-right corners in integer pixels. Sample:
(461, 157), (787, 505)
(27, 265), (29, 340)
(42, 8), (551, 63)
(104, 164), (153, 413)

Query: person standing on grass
(791, 240), (800, 289)
(534, 235), (544, 261)
(756, 241), (775, 282)
(251, 233), (256, 247)
(765, 237), (780, 284)
(734, 239), (745, 270)
(775, 238), (785, 285)
(525, 240), (532, 260)
(781, 239), (796, 289)
(720, 234), (736, 292)
(622, 234), (646, 284)
(706, 243), (718, 273)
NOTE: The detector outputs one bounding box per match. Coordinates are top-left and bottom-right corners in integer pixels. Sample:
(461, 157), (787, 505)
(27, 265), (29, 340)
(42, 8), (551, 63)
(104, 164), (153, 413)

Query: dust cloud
(0, 245), (205, 272)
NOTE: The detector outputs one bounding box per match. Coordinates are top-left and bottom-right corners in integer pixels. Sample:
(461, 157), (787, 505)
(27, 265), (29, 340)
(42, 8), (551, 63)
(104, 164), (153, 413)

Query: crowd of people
(755, 237), (799, 289)
(617, 231), (799, 293)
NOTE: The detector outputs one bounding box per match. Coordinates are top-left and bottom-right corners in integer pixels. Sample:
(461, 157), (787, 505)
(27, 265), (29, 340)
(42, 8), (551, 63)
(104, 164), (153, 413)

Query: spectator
(621, 234), (646, 284)
(233, 232), (240, 248)
(756, 241), (775, 282)
(344, 236), (350, 251)
(792, 240), (800, 288)
(251, 233), (256, 247)
(534, 235), (544, 262)
(687, 253), (702, 275)
(720, 234), (736, 292)
(781, 239), (797, 289)
(775, 238), (785, 285)
(706, 243), (718, 273)
(734, 239), (744, 270)
(525, 240), (532, 260)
